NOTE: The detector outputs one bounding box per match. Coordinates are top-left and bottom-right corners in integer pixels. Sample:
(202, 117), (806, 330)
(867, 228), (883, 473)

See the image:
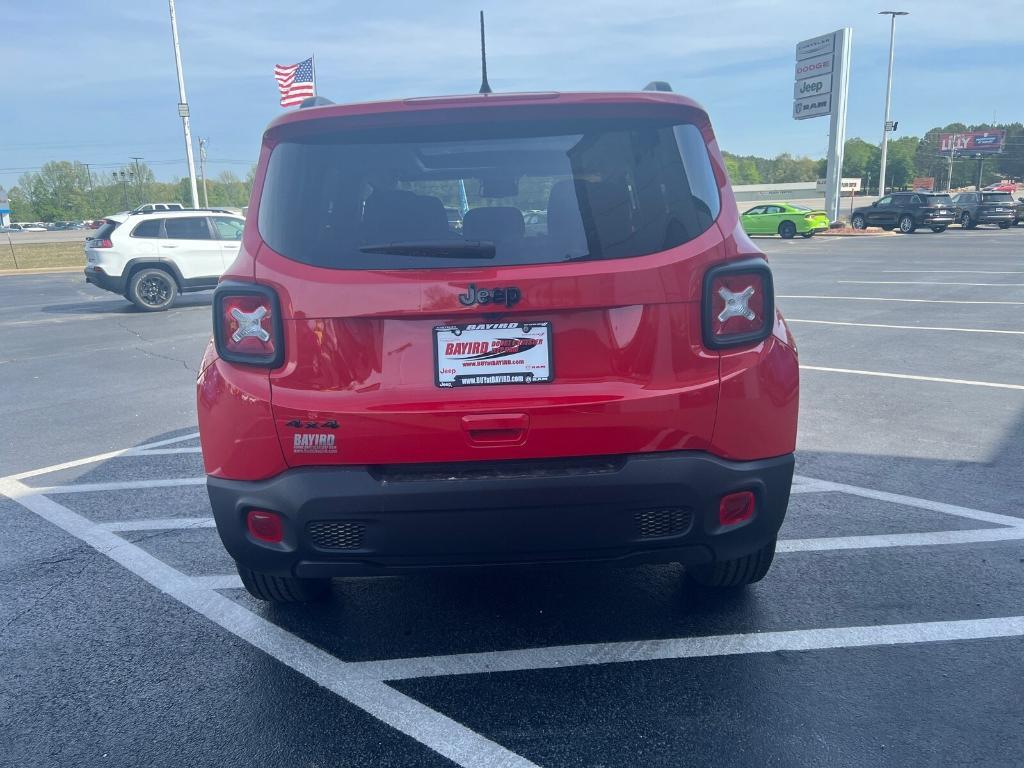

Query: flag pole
(167, 0), (199, 209)
(311, 53), (317, 96)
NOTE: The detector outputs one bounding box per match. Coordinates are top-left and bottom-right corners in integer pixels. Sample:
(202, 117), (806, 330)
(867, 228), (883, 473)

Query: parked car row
(2, 220), (90, 232)
(851, 191), (1021, 233)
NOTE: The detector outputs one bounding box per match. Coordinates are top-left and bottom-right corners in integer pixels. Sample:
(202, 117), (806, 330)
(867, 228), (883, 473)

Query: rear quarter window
(257, 116), (722, 270)
(131, 219), (163, 238)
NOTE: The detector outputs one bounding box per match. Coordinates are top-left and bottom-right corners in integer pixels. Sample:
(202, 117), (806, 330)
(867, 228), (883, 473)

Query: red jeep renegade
(197, 86), (799, 603)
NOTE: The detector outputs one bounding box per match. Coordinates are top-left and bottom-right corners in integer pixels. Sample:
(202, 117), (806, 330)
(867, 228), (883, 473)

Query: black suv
(951, 191), (1016, 229)
(850, 192), (956, 233)
(1014, 196), (1024, 227)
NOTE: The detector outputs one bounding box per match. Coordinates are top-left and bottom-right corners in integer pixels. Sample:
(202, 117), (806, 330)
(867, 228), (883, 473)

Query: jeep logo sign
(794, 73), (832, 100)
(458, 284), (522, 308)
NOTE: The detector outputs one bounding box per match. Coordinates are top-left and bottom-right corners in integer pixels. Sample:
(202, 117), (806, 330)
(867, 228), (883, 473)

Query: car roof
(107, 209), (243, 223)
(264, 90), (708, 135)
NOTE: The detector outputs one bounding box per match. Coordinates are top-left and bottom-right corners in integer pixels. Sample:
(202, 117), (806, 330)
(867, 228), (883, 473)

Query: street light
(877, 10), (908, 195)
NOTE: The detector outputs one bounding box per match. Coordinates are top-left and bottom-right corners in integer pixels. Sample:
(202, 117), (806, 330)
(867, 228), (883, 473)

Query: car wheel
(686, 538), (776, 588)
(778, 221), (796, 239)
(960, 212), (976, 230)
(898, 215), (916, 233)
(128, 267), (178, 312)
(851, 214), (866, 230)
(931, 226), (947, 233)
(800, 231), (814, 238)
(236, 564), (331, 603)
(998, 222), (1011, 229)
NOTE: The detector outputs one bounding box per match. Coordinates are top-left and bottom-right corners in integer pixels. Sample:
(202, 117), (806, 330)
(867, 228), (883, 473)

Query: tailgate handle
(462, 413), (529, 444)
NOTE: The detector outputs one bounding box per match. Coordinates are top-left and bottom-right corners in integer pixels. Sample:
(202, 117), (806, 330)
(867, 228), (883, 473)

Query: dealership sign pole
(793, 28), (852, 223)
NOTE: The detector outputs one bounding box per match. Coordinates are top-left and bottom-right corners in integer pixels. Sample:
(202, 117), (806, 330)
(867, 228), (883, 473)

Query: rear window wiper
(358, 240), (495, 258)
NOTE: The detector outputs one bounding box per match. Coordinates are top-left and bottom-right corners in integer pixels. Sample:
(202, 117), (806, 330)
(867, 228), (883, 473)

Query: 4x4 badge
(458, 284), (521, 308)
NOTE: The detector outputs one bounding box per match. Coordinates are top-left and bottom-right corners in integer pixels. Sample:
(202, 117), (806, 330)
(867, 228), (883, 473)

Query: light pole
(168, 0), (200, 208)
(877, 10), (908, 195)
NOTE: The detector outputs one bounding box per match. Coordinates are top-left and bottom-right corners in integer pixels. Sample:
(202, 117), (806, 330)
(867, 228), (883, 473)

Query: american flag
(274, 57), (315, 108)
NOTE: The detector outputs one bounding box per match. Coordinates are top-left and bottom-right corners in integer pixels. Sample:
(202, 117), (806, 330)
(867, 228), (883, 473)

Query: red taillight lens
(213, 283), (283, 367)
(719, 491), (755, 526)
(92, 238), (113, 248)
(246, 509), (284, 543)
(702, 259), (774, 349)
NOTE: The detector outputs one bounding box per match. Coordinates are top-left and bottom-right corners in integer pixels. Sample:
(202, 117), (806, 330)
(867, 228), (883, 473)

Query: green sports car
(740, 203), (831, 238)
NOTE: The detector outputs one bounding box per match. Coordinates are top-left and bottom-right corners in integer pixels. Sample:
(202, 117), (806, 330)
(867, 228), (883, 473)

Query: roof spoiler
(299, 96), (335, 109)
(643, 81), (673, 92)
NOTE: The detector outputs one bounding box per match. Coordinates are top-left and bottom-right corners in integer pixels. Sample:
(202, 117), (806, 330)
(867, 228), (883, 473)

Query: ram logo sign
(793, 95), (832, 120)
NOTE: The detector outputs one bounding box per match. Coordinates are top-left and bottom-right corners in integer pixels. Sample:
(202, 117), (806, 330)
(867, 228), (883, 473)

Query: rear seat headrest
(462, 206), (525, 242)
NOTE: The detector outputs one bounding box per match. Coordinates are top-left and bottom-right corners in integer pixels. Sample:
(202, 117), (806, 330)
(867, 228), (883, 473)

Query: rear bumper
(84, 267), (126, 295)
(974, 212), (1014, 223)
(920, 215), (954, 226)
(207, 451), (794, 578)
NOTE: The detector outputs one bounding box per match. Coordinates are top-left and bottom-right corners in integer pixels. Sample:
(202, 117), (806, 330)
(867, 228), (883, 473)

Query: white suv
(84, 209), (245, 311)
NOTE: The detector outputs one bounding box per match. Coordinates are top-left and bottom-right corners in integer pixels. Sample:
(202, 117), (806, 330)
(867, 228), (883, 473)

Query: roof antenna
(478, 11), (492, 94)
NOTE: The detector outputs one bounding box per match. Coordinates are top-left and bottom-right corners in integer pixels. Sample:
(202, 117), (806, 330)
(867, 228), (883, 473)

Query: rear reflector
(702, 259), (774, 349)
(246, 509), (284, 543)
(719, 491), (755, 526)
(213, 282), (284, 367)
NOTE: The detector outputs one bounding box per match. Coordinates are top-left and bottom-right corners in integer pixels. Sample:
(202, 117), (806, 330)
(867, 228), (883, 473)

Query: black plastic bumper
(207, 451), (795, 578)
(84, 267), (126, 295)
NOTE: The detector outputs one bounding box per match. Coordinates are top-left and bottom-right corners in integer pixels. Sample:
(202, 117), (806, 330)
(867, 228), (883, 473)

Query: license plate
(434, 322), (553, 387)
(938, 209), (947, 214)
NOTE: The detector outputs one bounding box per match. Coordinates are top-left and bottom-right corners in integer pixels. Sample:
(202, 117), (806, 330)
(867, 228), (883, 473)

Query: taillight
(213, 282), (284, 367)
(246, 509), (284, 543)
(719, 491), (755, 526)
(91, 238), (113, 248)
(702, 258), (774, 349)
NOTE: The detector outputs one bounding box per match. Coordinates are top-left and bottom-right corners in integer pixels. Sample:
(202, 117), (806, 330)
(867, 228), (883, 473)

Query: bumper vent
(634, 508), (693, 538)
(307, 521), (365, 550)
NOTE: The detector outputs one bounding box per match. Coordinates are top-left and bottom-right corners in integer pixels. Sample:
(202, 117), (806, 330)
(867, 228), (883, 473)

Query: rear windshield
(91, 219), (120, 239)
(258, 117), (721, 269)
(923, 194), (953, 205)
(982, 192), (1014, 203)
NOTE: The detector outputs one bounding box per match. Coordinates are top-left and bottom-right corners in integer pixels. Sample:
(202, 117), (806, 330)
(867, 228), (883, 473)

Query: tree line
(725, 121), (1022, 192)
(6, 121), (1022, 221)
(6, 161), (256, 222)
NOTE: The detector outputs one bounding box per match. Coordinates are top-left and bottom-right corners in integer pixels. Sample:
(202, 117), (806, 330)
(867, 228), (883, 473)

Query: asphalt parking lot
(2, 226), (1023, 767)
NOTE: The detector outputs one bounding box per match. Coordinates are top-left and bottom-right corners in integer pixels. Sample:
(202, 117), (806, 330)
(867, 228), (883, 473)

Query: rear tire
(800, 232), (814, 238)
(778, 221), (796, 239)
(961, 212), (976, 230)
(686, 538), (777, 588)
(898, 215), (916, 233)
(998, 221), (1011, 229)
(237, 564), (331, 603)
(128, 267), (178, 312)
(851, 214), (866, 230)
(931, 226), (947, 233)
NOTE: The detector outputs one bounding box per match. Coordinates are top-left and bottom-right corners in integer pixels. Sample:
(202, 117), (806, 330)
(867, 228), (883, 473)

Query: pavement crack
(134, 346), (197, 374)
(115, 319), (146, 341)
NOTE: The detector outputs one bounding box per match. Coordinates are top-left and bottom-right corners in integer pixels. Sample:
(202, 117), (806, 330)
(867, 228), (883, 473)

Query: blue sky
(3, 0), (1021, 190)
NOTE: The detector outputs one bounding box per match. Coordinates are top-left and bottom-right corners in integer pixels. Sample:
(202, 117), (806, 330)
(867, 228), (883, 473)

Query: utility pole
(130, 156), (145, 206)
(877, 11), (908, 197)
(167, 0), (199, 208)
(198, 138), (209, 208)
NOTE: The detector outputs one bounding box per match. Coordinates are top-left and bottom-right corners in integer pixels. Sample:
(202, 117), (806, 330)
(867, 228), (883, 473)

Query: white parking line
(101, 517), (217, 532)
(347, 615), (1024, 682)
(0, 477), (539, 768)
(787, 319), (1024, 335)
(38, 477), (206, 495)
(839, 280), (1024, 287)
(778, 527), (1024, 552)
(9, 432), (201, 482)
(883, 270), (1024, 275)
(799, 365), (1024, 392)
(190, 574), (244, 590)
(136, 432), (201, 450)
(779, 295), (1024, 306)
(794, 475), (1024, 528)
(134, 447), (203, 456)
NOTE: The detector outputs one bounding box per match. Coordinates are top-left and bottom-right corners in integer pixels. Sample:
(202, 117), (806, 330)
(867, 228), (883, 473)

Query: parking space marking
(799, 365), (1024, 392)
(0, 476), (540, 768)
(8, 432), (200, 482)
(36, 477), (206, 495)
(190, 574), (244, 590)
(136, 432), (201, 449)
(794, 475), (1024, 528)
(788, 319), (1024, 335)
(135, 447), (203, 456)
(838, 280), (1024, 287)
(101, 517), (217, 532)
(779, 295), (1024, 306)
(347, 615), (1024, 682)
(880, 274), (1024, 278)
(778, 527), (1024, 552)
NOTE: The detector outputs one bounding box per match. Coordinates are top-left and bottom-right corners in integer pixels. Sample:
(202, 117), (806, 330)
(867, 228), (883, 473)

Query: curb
(0, 266), (83, 276)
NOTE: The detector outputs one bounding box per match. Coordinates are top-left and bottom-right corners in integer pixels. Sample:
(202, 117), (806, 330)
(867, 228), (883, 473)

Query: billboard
(939, 130), (1006, 156)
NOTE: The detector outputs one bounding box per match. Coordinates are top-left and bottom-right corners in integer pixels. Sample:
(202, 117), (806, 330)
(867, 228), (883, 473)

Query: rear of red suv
(197, 89), (799, 602)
